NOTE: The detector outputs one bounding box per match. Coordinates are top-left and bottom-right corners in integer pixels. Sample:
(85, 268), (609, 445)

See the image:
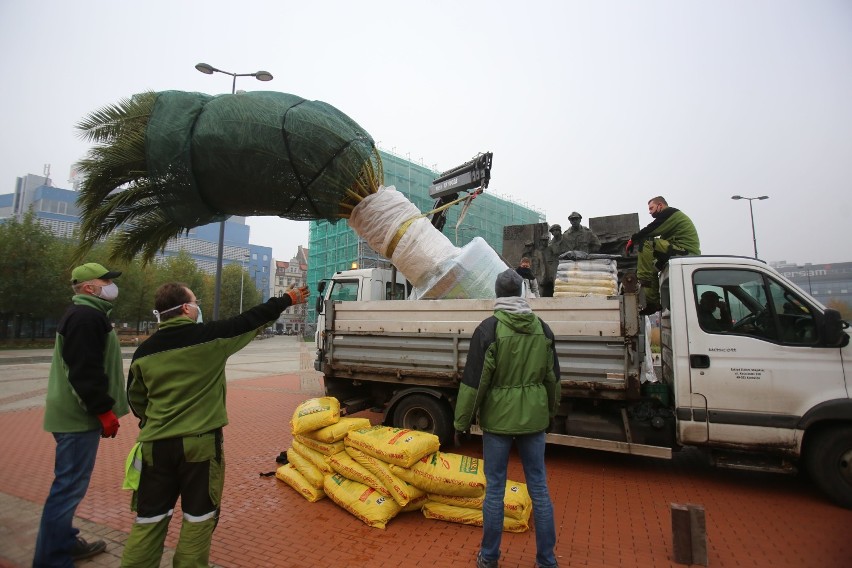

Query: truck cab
(314, 267), (409, 345)
(659, 256), (851, 505)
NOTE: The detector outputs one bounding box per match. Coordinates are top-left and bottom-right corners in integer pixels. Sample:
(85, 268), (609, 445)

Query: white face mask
(98, 282), (119, 301)
(152, 302), (202, 323)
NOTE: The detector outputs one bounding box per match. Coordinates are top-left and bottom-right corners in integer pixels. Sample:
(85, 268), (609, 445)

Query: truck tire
(392, 394), (454, 446)
(806, 425), (852, 509)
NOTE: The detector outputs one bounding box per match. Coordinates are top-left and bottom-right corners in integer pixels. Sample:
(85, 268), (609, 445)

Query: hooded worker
(453, 268), (561, 568)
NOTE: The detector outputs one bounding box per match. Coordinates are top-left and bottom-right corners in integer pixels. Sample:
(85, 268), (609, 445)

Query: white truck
(313, 256), (852, 508)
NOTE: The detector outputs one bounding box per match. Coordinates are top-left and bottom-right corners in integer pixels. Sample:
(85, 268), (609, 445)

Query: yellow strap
(384, 193), (476, 258)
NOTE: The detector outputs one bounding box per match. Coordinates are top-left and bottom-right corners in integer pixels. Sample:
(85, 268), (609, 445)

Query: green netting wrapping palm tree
(75, 90), (383, 263)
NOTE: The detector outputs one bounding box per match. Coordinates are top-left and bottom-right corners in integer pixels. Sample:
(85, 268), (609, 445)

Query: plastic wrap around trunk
(348, 186), (508, 299)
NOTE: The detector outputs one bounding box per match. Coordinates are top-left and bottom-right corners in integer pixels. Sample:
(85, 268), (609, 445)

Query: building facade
(1, 174), (274, 300)
(272, 246), (309, 334)
(770, 261), (852, 312)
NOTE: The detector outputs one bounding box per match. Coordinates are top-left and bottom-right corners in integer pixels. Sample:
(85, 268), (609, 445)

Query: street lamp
(731, 195), (769, 259)
(195, 62), (273, 320)
(238, 253), (250, 313)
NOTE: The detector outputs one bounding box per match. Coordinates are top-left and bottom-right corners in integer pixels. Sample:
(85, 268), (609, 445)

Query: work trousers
(636, 238), (689, 305)
(121, 429), (224, 568)
(33, 429), (101, 568)
(480, 431), (558, 568)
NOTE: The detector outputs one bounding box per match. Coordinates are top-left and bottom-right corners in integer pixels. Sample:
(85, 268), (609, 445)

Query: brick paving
(1, 343), (850, 567)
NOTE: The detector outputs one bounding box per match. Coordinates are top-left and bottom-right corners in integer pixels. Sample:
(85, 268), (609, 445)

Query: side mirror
(821, 309), (850, 347)
(315, 281), (327, 314)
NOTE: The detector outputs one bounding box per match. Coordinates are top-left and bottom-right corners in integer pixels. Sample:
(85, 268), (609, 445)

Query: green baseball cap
(71, 262), (122, 284)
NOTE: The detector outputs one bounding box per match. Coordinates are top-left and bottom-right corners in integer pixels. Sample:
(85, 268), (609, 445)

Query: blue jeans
(481, 431), (557, 568)
(33, 430), (101, 568)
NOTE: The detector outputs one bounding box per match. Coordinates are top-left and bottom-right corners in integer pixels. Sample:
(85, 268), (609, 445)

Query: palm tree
(74, 90), (382, 264)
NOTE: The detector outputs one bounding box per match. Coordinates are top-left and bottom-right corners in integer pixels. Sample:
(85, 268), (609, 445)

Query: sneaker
(70, 536), (106, 560)
(476, 552), (499, 568)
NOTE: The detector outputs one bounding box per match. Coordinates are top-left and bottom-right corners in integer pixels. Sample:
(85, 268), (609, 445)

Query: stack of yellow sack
(422, 480), (533, 533)
(277, 398), (438, 529)
(276, 397), (532, 532)
(390, 451), (531, 533)
(276, 397), (368, 503)
(554, 258), (618, 297)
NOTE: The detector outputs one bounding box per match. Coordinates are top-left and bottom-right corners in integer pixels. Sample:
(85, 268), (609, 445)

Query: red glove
(285, 286), (310, 305)
(97, 410), (120, 438)
(625, 239), (634, 255)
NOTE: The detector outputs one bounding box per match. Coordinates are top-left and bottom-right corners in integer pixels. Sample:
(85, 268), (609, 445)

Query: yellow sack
(292, 439), (333, 475)
(422, 501), (529, 532)
(286, 447), (324, 489)
(324, 473), (401, 529)
(345, 446), (425, 507)
(345, 425), (440, 468)
(290, 397), (340, 435)
(428, 480), (532, 520)
(401, 493), (428, 513)
(391, 451), (486, 497)
(275, 464), (325, 502)
(302, 417), (372, 443)
(327, 452), (391, 498)
(295, 434), (345, 457)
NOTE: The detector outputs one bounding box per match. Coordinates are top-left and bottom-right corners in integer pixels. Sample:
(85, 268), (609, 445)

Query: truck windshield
(329, 280), (359, 302)
(693, 269), (817, 345)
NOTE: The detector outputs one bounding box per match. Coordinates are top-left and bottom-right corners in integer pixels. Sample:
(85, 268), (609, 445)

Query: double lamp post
(730, 195), (769, 259)
(195, 62), (273, 320)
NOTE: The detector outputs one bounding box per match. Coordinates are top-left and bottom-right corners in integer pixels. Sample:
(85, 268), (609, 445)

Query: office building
(771, 261), (852, 310)
(0, 174), (273, 299)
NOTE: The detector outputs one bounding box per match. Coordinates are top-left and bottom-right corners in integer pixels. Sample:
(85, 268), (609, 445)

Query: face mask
(98, 282), (119, 301)
(153, 302), (200, 323)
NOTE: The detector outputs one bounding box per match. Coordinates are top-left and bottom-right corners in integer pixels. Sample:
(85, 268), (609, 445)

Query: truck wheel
(806, 425), (852, 509)
(393, 394), (454, 446)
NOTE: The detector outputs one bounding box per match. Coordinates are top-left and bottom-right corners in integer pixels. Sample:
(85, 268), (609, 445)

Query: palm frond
(74, 93), (158, 263)
(75, 92), (157, 144)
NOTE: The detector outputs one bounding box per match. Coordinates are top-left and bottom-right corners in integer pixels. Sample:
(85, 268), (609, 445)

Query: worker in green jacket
(121, 281), (309, 568)
(35, 262), (129, 566)
(454, 269), (561, 568)
(626, 196), (701, 315)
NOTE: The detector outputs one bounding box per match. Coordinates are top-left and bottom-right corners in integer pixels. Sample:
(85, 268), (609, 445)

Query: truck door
(682, 267), (846, 451)
(316, 277), (363, 335)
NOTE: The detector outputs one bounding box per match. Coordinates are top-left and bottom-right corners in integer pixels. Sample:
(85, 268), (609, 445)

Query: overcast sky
(1, 1), (850, 266)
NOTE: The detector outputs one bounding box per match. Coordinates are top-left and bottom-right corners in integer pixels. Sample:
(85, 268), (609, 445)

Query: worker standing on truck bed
(626, 196), (700, 315)
(454, 268), (561, 568)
